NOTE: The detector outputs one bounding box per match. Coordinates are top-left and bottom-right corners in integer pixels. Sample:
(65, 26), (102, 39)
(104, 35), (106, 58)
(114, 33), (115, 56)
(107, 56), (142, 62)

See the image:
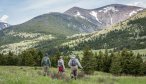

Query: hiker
(57, 56), (65, 77)
(41, 53), (51, 76)
(68, 54), (83, 80)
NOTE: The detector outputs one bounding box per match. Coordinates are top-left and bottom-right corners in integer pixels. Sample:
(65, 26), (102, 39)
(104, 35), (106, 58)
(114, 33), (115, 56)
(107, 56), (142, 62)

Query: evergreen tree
(142, 61), (146, 75)
(102, 49), (111, 72)
(0, 53), (5, 65)
(132, 53), (143, 75)
(120, 49), (133, 74)
(19, 50), (35, 66)
(25, 51), (34, 66)
(51, 48), (61, 67)
(37, 50), (43, 66)
(110, 52), (122, 75)
(119, 49), (143, 75)
(63, 56), (70, 68)
(95, 51), (104, 71)
(82, 47), (95, 74)
(6, 51), (16, 65)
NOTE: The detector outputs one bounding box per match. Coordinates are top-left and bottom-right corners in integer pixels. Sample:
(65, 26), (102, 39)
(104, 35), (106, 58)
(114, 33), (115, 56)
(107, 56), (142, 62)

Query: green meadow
(0, 66), (146, 84)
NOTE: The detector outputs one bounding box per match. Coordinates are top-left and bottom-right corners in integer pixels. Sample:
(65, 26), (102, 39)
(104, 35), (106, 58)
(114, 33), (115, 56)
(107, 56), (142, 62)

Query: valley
(1, 2), (146, 84)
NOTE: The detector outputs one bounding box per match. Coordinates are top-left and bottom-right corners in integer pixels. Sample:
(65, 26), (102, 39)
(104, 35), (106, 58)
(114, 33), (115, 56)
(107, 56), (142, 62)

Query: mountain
(9, 12), (98, 35)
(0, 4), (145, 54)
(0, 12), (97, 54)
(0, 22), (10, 30)
(65, 4), (144, 31)
(61, 9), (146, 51)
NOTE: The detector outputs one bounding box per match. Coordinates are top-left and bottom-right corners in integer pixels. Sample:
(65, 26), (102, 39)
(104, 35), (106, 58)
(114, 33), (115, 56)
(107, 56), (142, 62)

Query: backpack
(42, 57), (49, 65)
(71, 58), (77, 66)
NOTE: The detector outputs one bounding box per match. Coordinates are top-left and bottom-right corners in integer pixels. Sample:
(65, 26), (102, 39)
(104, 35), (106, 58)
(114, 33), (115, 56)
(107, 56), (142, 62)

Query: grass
(132, 49), (146, 55)
(0, 66), (146, 84)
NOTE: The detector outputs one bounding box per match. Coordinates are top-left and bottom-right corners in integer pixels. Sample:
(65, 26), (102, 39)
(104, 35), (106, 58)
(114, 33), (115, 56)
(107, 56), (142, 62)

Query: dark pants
(71, 66), (78, 79)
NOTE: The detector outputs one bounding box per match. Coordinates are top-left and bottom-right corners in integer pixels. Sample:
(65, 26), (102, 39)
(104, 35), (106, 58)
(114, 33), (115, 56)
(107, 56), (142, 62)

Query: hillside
(0, 12), (99, 54)
(0, 4), (145, 54)
(6, 12), (96, 36)
(60, 10), (146, 51)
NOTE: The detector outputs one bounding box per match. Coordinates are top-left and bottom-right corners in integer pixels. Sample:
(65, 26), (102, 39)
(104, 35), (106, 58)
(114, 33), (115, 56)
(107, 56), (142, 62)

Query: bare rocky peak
(64, 4), (144, 30)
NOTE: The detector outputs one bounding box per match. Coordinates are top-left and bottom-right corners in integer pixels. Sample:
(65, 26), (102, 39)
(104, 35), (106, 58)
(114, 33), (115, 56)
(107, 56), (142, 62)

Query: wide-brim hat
(70, 54), (76, 58)
(60, 56), (63, 59)
(45, 53), (49, 57)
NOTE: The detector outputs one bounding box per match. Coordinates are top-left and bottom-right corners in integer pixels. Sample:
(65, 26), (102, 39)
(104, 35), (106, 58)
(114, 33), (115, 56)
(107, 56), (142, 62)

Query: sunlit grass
(0, 66), (146, 84)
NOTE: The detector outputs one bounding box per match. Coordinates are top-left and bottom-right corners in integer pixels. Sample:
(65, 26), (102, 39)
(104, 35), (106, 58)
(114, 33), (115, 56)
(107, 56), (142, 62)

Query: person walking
(41, 53), (51, 76)
(68, 54), (83, 80)
(57, 56), (65, 79)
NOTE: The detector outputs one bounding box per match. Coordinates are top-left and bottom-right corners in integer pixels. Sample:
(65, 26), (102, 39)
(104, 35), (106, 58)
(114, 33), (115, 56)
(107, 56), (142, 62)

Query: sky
(0, 0), (146, 25)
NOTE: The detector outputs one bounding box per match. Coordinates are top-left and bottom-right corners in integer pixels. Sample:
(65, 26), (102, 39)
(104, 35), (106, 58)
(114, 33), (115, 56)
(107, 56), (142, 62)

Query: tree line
(0, 48), (43, 66)
(81, 47), (146, 76)
(0, 48), (77, 67)
(0, 47), (146, 76)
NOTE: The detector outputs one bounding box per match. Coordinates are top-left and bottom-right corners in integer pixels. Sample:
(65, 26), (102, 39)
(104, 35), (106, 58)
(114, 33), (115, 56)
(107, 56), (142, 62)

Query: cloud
(127, 1), (146, 8)
(0, 15), (9, 23)
(128, 2), (141, 6)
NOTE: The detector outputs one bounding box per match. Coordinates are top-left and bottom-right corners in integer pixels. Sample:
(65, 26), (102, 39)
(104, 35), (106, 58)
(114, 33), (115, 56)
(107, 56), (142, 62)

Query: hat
(60, 56), (63, 59)
(45, 53), (48, 57)
(70, 54), (76, 58)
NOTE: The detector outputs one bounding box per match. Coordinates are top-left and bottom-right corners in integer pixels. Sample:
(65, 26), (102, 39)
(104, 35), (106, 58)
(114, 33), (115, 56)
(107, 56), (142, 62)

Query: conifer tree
(51, 48), (61, 67)
(95, 51), (104, 71)
(82, 47), (95, 74)
(142, 61), (146, 75)
(37, 50), (43, 66)
(120, 49), (132, 74)
(110, 52), (122, 75)
(6, 51), (16, 65)
(132, 53), (143, 75)
(102, 49), (112, 72)
(0, 53), (4, 65)
(25, 51), (34, 66)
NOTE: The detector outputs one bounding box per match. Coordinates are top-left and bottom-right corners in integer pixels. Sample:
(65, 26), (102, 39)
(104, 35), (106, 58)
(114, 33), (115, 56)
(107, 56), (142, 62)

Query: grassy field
(132, 49), (146, 55)
(0, 66), (146, 84)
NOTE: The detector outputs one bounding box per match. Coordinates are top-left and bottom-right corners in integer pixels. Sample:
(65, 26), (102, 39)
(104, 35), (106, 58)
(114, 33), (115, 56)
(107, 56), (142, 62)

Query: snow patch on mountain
(129, 11), (137, 16)
(129, 8), (144, 16)
(137, 9), (143, 11)
(0, 22), (10, 30)
(4, 23), (9, 27)
(110, 17), (113, 24)
(76, 11), (81, 16)
(90, 11), (102, 23)
(74, 11), (95, 24)
(98, 6), (119, 13)
(75, 11), (85, 19)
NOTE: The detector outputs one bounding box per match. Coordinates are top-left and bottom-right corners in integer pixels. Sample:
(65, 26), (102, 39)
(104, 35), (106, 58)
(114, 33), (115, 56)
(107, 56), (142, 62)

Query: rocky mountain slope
(61, 9), (146, 51)
(65, 4), (144, 31)
(0, 22), (10, 30)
